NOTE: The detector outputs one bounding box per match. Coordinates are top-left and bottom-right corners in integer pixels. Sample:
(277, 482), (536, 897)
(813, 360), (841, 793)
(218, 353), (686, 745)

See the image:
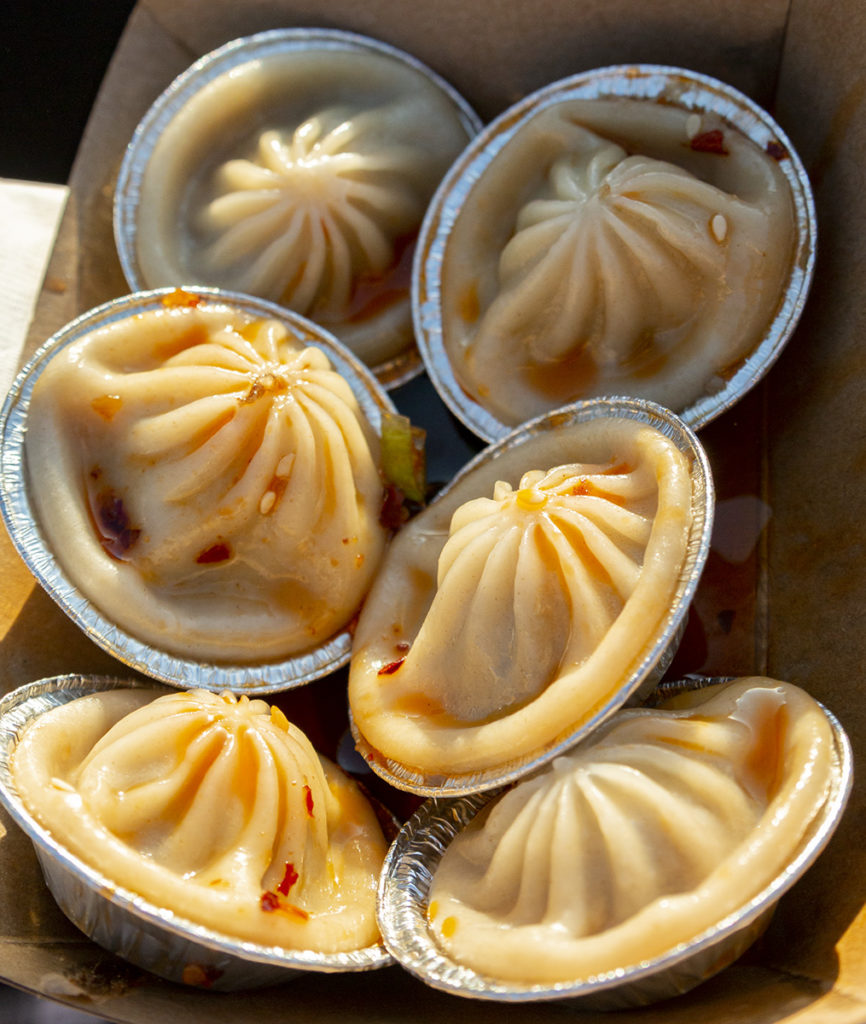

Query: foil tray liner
(350, 396), (714, 796)
(0, 287), (396, 694)
(414, 62), (817, 443)
(377, 677), (853, 1008)
(0, 675), (394, 991)
(113, 27), (484, 391)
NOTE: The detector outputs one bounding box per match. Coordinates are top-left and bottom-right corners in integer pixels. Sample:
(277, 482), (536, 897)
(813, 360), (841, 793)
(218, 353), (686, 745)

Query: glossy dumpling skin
(349, 417), (694, 777)
(11, 689), (388, 952)
(427, 678), (836, 983)
(25, 299), (387, 662)
(136, 46), (474, 369)
(441, 99), (795, 425)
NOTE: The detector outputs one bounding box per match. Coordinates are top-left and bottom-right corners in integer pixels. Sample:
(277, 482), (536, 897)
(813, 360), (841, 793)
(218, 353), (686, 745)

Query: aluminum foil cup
(0, 675), (394, 991)
(114, 28), (483, 390)
(0, 287), (395, 693)
(414, 63), (817, 442)
(377, 677), (853, 1008)
(350, 396), (714, 796)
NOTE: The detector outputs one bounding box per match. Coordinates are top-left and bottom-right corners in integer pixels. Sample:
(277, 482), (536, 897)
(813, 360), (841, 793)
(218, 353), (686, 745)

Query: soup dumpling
(427, 678), (837, 983)
(349, 415), (696, 778)
(440, 98), (795, 425)
(25, 296), (388, 663)
(11, 688), (388, 953)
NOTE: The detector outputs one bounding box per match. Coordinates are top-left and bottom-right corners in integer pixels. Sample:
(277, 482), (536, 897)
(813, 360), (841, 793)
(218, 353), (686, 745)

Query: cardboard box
(2, 1), (865, 1020)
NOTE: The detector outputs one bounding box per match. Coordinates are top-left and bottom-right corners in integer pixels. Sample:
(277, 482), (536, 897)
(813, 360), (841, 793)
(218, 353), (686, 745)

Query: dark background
(0, 2), (138, 183)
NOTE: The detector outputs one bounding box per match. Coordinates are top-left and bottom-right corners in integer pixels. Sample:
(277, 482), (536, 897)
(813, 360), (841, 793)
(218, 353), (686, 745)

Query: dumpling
(349, 411), (703, 781)
(24, 292), (388, 664)
(10, 688), (388, 953)
(426, 678), (838, 984)
(130, 36), (477, 372)
(436, 96), (796, 427)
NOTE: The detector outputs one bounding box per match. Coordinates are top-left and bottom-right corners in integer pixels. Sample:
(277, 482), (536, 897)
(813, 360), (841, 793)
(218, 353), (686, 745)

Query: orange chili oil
(161, 287), (203, 308)
(344, 233), (415, 324)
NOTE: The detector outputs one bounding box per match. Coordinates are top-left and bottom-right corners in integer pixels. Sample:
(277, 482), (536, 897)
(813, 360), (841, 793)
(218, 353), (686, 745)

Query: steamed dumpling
(440, 98), (795, 425)
(25, 295), (388, 662)
(134, 44), (475, 369)
(11, 689), (388, 952)
(427, 679), (837, 983)
(349, 415), (697, 778)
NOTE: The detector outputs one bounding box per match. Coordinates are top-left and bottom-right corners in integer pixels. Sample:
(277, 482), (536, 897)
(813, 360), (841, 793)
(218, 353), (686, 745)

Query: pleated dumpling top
(25, 297), (388, 662)
(11, 689), (388, 952)
(349, 416), (696, 779)
(427, 678), (836, 982)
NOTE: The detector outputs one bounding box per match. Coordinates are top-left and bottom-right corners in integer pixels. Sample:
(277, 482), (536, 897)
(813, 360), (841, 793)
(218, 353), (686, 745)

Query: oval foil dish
(378, 677), (852, 1007)
(0, 287), (396, 693)
(0, 675), (394, 991)
(114, 27), (483, 389)
(414, 63), (816, 442)
(349, 397), (714, 796)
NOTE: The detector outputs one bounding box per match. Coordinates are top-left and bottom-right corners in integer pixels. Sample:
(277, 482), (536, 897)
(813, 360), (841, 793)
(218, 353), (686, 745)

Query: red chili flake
(196, 542), (231, 564)
(95, 488), (141, 557)
(277, 862), (299, 896)
(283, 904), (310, 923)
(690, 129), (728, 155)
(380, 483), (408, 530)
(303, 785), (314, 818)
(766, 139), (788, 161)
(260, 891), (280, 912)
(378, 658), (405, 676)
(395, 641), (411, 653)
(161, 288), (202, 308)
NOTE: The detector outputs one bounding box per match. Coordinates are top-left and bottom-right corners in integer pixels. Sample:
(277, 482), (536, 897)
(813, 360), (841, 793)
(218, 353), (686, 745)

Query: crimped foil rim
(0, 675), (393, 984)
(113, 26), (484, 391)
(377, 678), (853, 1005)
(350, 396), (715, 796)
(0, 287), (396, 693)
(413, 62), (817, 442)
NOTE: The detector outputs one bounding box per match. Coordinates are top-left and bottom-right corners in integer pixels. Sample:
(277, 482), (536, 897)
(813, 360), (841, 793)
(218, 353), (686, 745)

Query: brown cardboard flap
(4, 1), (866, 1020)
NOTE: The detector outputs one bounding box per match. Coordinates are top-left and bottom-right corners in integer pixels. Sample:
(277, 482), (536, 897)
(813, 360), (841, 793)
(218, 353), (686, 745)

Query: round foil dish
(377, 676), (852, 1007)
(0, 287), (396, 693)
(114, 27), (483, 389)
(0, 675), (395, 991)
(349, 397), (714, 796)
(414, 63), (816, 442)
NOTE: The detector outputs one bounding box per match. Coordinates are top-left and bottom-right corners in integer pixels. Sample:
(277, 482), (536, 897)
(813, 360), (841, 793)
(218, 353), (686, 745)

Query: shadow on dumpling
(115, 28), (482, 387)
(378, 677), (852, 1005)
(415, 64), (816, 441)
(0, 677), (393, 989)
(4, 288), (396, 690)
(348, 398), (713, 794)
